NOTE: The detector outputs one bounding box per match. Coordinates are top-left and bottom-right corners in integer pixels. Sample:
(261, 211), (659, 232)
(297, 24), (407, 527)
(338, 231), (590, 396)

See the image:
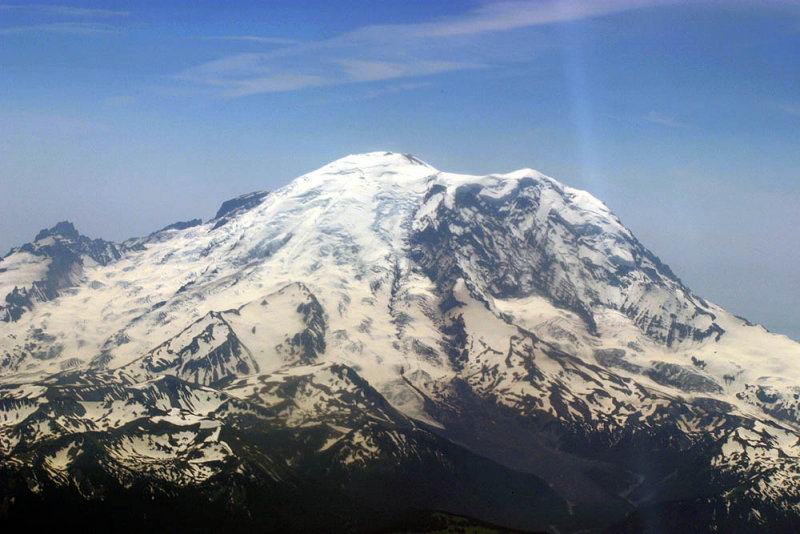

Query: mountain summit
(1, 152), (800, 532)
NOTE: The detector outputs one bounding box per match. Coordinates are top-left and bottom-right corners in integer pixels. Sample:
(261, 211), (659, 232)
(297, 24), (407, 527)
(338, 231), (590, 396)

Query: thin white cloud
(174, 0), (676, 98)
(301, 81), (433, 107)
(400, 0), (671, 38)
(224, 74), (328, 97)
(0, 4), (129, 17)
(1, 112), (108, 136)
(0, 21), (115, 35)
(361, 81), (431, 100)
(179, 53), (273, 80)
(642, 111), (691, 129)
(196, 35), (300, 45)
(102, 95), (136, 107)
(777, 103), (800, 117)
(336, 59), (481, 83)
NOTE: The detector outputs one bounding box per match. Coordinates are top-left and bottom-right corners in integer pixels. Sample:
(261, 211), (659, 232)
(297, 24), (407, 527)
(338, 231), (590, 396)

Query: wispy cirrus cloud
(173, 0), (675, 98)
(195, 35), (301, 46)
(380, 0), (670, 38)
(641, 110), (691, 129)
(1, 111), (109, 137)
(102, 95), (136, 108)
(0, 21), (116, 35)
(776, 103), (800, 117)
(361, 81), (431, 100)
(178, 58), (480, 98)
(0, 4), (129, 17)
(224, 74), (329, 97)
(0, 3), (128, 36)
(336, 59), (476, 83)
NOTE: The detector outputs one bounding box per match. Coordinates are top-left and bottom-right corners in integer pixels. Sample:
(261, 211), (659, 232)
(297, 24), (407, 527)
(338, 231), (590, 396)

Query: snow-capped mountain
(2, 152), (800, 533)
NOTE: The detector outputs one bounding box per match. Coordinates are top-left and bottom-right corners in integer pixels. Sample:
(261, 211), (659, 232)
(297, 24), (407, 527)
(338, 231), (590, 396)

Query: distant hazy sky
(1, 1), (798, 340)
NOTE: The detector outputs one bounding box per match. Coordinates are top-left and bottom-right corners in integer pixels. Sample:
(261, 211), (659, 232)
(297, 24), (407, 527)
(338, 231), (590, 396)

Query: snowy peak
(0, 221), (126, 323)
(33, 221), (81, 242)
(13, 220), (122, 265)
(211, 190), (269, 230)
(326, 151), (435, 171)
(285, 152), (437, 194)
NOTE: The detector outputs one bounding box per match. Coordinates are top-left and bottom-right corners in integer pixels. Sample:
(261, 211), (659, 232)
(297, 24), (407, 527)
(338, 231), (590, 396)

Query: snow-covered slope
(1, 152), (799, 532)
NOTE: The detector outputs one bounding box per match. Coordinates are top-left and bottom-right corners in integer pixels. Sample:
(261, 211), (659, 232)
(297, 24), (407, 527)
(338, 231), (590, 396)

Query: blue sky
(1, 0), (798, 340)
